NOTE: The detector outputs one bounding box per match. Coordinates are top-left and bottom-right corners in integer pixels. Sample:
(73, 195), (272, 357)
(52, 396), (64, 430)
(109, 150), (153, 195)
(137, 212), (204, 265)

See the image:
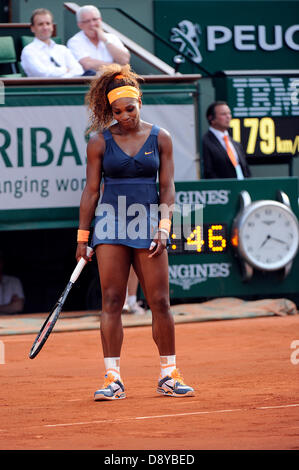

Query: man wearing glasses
(67, 5), (130, 74)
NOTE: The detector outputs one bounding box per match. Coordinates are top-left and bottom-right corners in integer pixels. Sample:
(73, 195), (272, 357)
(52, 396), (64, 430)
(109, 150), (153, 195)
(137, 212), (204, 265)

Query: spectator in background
(67, 5), (130, 74)
(122, 266), (146, 315)
(0, 251), (25, 314)
(202, 101), (251, 179)
(21, 8), (85, 78)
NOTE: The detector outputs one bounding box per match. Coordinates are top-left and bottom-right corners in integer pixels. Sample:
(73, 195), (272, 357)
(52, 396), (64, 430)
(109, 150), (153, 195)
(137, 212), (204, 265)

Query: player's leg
(133, 248), (194, 397)
(94, 244), (131, 400)
(133, 248), (175, 355)
(95, 244), (131, 357)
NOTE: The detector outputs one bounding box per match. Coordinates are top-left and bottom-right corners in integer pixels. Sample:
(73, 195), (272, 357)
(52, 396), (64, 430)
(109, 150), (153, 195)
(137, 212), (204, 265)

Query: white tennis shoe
(157, 369), (194, 397)
(94, 373), (126, 401)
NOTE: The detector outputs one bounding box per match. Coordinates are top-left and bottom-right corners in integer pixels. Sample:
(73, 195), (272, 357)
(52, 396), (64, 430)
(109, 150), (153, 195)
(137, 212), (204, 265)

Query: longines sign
(176, 189), (230, 206)
(169, 262), (231, 290)
(166, 178), (299, 299)
(154, 1), (299, 73)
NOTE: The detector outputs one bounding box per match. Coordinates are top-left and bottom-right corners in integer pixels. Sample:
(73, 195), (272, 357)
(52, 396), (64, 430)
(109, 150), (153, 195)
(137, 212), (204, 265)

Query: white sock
(160, 355), (176, 378)
(104, 357), (121, 380)
(127, 295), (137, 307)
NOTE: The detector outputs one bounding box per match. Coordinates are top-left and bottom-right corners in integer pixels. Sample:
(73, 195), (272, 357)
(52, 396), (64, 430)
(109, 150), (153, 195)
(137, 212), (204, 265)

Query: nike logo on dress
(145, 151), (153, 155)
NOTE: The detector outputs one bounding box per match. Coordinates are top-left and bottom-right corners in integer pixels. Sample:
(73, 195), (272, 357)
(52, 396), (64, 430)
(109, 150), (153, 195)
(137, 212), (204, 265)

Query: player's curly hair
(85, 64), (143, 133)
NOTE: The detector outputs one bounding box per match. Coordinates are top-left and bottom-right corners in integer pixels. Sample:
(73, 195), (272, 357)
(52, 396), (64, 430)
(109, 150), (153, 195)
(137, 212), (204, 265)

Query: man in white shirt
(21, 9), (84, 78)
(202, 101), (251, 179)
(0, 252), (24, 314)
(67, 5), (130, 73)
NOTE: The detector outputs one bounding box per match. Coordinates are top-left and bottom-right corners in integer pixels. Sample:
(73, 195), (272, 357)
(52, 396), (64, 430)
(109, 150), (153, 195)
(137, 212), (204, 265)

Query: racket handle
(70, 246), (93, 284)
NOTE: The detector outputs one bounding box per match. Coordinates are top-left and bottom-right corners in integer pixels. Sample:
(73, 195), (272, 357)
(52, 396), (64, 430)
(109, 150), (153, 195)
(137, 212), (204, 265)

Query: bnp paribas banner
(154, 0), (299, 74)
(0, 95), (197, 216)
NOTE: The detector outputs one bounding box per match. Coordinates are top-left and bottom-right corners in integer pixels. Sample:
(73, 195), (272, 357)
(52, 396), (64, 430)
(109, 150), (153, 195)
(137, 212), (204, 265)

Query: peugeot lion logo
(170, 20), (203, 64)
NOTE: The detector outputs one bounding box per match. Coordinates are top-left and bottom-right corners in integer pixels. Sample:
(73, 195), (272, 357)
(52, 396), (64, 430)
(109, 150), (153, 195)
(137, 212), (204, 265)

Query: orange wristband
(77, 229), (90, 243)
(159, 218), (171, 233)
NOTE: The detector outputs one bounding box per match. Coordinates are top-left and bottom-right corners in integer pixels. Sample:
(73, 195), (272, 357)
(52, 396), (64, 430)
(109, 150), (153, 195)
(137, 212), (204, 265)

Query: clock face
(238, 201), (299, 271)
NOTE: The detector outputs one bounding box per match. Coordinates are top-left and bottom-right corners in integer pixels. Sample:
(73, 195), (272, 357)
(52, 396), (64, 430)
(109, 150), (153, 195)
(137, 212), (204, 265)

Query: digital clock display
(169, 223), (228, 254)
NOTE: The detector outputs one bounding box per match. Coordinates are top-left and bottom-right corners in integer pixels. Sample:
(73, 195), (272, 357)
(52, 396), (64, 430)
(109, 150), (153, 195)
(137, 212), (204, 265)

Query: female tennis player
(76, 64), (194, 400)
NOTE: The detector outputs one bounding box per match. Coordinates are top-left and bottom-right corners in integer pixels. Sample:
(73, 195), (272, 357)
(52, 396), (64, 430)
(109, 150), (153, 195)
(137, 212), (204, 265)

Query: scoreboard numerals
(230, 117), (275, 155)
(208, 224), (227, 252)
(169, 224), (227, 254)
(230, 117), (299, 157)
(187, 226), (204, 252)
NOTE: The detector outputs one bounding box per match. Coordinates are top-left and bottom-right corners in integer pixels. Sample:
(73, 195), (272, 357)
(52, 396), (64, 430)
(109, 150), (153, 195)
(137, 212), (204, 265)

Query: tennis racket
(29, 247), (93, 359)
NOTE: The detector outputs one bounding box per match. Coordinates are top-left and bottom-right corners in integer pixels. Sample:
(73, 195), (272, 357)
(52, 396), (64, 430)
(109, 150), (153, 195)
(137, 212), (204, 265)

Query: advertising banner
(219, 75), (299, 161)
(0, 105), (88, 210)
(0, 88), (198, 223)
(167, 177), (299, 298)
(154, 0), (299, 74)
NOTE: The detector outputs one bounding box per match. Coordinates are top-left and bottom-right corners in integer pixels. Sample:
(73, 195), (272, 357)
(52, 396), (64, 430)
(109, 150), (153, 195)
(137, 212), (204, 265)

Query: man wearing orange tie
(202, 101), (251, 179)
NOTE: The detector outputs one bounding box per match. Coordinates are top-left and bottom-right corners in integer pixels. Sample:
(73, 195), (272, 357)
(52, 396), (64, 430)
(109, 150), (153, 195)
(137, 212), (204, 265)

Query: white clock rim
(238, 200), (299, 271)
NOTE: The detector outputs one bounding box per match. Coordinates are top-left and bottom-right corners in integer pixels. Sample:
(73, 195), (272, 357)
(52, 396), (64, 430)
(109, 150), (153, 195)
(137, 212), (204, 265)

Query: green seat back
(0, 73), (23, 78)
(21, 36), (62, 48)
(0, 36), (17, 64)
(20, 36), (34, 48)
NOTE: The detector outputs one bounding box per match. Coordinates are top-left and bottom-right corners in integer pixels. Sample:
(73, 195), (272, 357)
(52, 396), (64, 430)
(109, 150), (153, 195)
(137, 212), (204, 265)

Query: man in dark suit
(202, 101), (251, 179)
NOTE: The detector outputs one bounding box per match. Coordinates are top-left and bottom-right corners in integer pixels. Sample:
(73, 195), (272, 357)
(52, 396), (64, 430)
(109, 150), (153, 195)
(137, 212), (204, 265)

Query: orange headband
(107, 85), (140, 105)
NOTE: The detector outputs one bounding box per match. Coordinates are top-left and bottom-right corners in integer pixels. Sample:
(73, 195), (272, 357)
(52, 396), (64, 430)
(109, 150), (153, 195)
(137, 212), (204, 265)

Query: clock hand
(259, 234), (271, 248)
(269, 236), (287, 245)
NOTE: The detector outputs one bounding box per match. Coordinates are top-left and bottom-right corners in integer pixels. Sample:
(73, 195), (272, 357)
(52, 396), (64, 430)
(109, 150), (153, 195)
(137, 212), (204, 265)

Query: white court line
(257, 404), (299, 410)
(44, 403), (299, 428)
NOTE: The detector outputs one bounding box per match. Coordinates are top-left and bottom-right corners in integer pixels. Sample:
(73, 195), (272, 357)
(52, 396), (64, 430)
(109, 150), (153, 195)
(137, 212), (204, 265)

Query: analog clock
(231, 190), (299, 280)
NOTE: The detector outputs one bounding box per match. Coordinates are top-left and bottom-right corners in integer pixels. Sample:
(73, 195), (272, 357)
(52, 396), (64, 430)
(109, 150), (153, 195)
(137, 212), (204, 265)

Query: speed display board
(215, 75), (299, 163)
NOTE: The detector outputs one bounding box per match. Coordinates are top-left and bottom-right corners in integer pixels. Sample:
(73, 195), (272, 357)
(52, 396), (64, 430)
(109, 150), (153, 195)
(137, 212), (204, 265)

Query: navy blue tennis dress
(91, 125), (161, 249)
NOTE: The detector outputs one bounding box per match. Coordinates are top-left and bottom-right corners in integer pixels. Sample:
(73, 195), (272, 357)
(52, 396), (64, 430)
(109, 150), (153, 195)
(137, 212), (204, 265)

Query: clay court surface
(1, 314), (299, 450)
